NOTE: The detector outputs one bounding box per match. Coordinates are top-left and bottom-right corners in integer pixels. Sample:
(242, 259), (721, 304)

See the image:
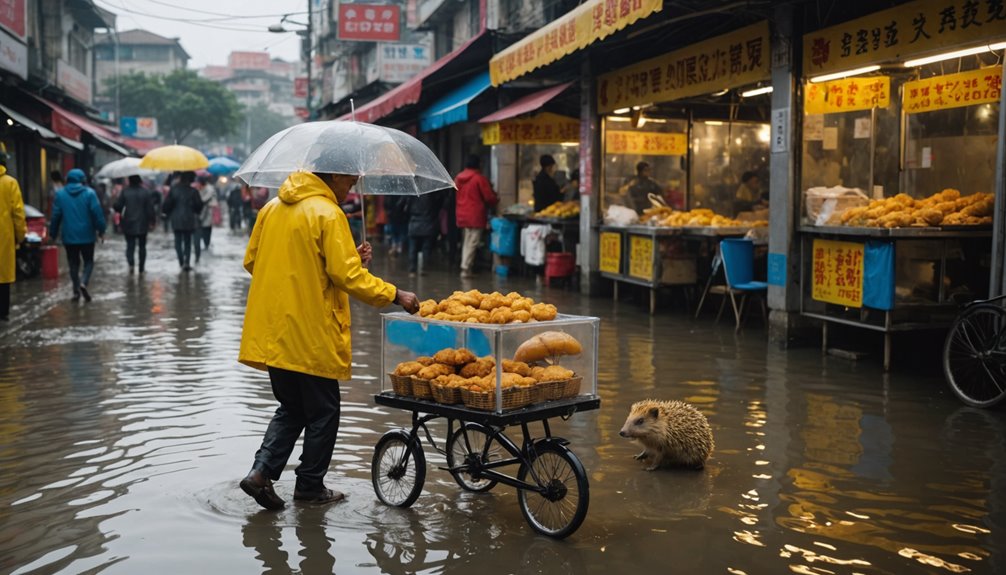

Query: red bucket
(545, 252), (576, 278)
(41, 245), (59, 279)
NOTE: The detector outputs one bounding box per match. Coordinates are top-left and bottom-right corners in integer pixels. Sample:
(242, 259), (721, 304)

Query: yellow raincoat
(239, 172), (397, 380)
(0, 165), (27, 284)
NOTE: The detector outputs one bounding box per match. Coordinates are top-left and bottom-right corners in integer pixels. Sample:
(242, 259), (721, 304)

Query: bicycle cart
(371, 312), (601, 539)
(943, 294), (1006, 408)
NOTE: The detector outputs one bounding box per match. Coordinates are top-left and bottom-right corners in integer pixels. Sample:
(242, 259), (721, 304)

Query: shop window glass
(517, 144), (579, 206)
(690, 121), (770, 217)
(601, 116), (688, 213)
(904, 101), (999, 198)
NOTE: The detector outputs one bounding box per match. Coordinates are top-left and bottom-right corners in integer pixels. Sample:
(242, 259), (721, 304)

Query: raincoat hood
(455, 168), (480, 187)
(278, 172), (337, 205)
(66, 169), (86, 184)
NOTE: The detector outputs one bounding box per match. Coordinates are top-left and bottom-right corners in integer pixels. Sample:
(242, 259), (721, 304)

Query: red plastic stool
(545, 252), (575, 287)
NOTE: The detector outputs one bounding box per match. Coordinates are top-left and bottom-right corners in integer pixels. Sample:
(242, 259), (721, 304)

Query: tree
(111, 70), (242, 144)
(243, 102), (295, 153)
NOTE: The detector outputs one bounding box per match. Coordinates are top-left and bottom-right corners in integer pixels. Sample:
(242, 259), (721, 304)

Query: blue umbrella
(206, 156), (241, 176)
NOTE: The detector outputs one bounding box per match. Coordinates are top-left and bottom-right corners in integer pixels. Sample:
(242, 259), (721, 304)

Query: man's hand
(394, 289), (419, 314)
(357, 241), (373, 267)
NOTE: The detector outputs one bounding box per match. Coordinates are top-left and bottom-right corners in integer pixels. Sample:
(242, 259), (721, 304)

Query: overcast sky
(94, 0), (308, 68)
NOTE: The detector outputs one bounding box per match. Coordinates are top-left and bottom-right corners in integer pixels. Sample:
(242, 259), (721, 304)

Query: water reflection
(0, 232), (1003, 574)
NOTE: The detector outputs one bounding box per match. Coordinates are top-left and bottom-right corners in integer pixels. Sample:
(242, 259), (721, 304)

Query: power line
(137, 0), (307, 20)
(93, 0), (278, 32)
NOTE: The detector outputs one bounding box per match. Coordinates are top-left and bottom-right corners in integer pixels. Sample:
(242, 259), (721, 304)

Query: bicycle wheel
(446, 423), (500, 492)
(943, 303), (1006, 408)
(372, 430), (426, 507)
(517, 442), (589, 539)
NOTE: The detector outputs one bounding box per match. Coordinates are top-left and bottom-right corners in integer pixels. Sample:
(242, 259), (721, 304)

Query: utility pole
(306, 0), (312, 119)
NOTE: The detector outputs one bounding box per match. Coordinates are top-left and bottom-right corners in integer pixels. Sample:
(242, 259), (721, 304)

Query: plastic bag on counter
(604, 205), (640, 226)
(804, 186), (869, 225)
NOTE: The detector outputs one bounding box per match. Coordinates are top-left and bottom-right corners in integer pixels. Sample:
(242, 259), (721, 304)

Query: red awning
(31, 94), (122, 141)
(122, 138), (165, 155)
(478, 82), (573, 123)
(339, 31), (488, 123)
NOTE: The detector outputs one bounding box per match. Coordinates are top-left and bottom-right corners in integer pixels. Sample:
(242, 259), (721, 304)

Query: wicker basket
(411, 377), (433, 400)
(461, 386), (531, 411)
(389, 373), (414, 397)
(431, 383), (463, 405)
(536, 379), (568, 401)
(562, 376), (583, 398)
(525, 383), (544, 405)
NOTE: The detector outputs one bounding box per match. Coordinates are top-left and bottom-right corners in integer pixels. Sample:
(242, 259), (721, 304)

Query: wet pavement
(1, 228), (1004, 575)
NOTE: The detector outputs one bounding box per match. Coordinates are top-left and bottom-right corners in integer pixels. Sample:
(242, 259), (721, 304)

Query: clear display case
(381, 312), (599, 415)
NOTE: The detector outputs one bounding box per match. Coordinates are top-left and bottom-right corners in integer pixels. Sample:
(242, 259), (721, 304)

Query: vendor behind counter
(532, 155), (562, 211)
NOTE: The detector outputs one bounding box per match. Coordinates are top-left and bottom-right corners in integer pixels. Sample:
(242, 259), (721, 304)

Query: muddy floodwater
(1, 231), (1003, 574)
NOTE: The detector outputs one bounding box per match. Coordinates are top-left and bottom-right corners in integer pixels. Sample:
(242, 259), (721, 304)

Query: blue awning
(419, 71), (491, 132)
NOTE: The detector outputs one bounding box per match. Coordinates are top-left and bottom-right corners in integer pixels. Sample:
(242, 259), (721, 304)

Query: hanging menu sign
(903, 67), (1003, 113)
(804, 76), (891, 114)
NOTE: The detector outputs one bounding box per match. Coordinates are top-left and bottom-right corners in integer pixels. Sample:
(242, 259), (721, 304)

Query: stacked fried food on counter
(392, 341), (579, 394)
(836, 189), (993, 228)
(535, 201), (580, 218)
(641, 206), (767, 228)
(418, 290), (558, 324)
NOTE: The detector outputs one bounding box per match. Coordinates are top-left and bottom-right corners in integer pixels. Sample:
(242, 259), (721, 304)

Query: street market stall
(797, 1), (1005, 368)
(374, 291), (599, 539)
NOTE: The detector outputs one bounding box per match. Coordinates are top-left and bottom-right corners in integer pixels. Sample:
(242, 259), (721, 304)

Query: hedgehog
(619, 399), (714, 471)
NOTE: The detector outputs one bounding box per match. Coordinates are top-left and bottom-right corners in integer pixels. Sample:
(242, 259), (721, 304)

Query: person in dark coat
(383, 195), (410, 256)
(113, 175), (156, 274)
(49, 168), (106, 302)
(162, 171), (203, 271)
(406, 190), (444, 276)
(533, 154), (562, 211)
(226, 183), (243, 231)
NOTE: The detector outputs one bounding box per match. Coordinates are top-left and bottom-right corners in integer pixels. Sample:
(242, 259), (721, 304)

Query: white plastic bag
(804, 186), (868, 225)
(604, 205), (640, 226)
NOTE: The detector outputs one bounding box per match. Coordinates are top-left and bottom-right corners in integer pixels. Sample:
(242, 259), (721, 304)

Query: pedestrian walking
(49, 169), (106, 303)
(162, 171), (202, 271)
(0, 151), (26, 321)
(454, 155), (498, 278)
(341, 190), (363, 243)
(46, 170), (63, 219)
(227, 183), (243, 231)
(383, 195), (409, 256)
(237, 171), (419, 510)
(113, 175), (156, 274)
(406, 190), (444, 277)
(196, 175), (219, 253)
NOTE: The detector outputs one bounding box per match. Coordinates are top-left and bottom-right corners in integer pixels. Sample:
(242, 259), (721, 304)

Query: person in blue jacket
(49, 169), (106, 302)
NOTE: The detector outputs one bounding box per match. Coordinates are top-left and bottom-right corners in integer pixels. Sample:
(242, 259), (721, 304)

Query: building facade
(93, 29), (190, 122)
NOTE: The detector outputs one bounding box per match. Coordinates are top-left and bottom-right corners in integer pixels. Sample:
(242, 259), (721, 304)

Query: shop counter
(799, 225), (993, 370)
(598, 224), (753, 314)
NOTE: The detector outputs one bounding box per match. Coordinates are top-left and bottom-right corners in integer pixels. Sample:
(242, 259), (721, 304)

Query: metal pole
(114, 22), (120, 124)
(306, 0), (313, 120)
(991, 57), (1006, 297)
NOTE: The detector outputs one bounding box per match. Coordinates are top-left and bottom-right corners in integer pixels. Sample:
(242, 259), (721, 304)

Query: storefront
(593, 21), (774, 312)
(796, 0), (1006, 368)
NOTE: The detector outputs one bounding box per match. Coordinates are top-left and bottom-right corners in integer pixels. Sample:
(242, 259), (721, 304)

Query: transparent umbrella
(95, 157), (157, 179)
(234, 121), (454, 195)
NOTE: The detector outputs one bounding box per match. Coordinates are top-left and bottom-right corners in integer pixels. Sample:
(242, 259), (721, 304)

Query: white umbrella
(95, 157), (157, 179)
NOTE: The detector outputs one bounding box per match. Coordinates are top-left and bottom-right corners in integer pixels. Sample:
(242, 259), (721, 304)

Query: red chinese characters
(338, 4), (401, 41)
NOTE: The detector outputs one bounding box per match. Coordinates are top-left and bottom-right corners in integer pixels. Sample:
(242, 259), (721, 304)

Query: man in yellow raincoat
(238, 170), (419, 510)
(0, 151), (27, 322)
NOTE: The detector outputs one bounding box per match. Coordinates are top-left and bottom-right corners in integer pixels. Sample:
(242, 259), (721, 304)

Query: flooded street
(1, 230), (1003, 575)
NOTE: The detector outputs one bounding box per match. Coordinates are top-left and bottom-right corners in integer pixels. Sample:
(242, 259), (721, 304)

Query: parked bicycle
(943, 294), (1006, 408)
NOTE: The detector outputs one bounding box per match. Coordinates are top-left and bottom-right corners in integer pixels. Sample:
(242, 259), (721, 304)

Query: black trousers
(0, 282), (9, 319)
(65, 243), (95, 293)
(252, 367), (341, 492)
(125, 234), (147, 270)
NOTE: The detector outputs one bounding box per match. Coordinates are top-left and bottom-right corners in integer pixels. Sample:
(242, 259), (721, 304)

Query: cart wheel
(944, 303), (1006, 408)
(516, 442), (589, 539)
(446, 423), (500, 492)
(372, 430), (426, 507)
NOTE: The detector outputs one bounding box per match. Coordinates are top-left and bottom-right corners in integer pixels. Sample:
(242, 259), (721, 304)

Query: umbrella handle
(360, 196), (367, 247)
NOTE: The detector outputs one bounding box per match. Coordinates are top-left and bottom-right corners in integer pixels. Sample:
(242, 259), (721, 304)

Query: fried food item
(394, 361), (424, 376)
(433, 348), (476, 366)
(512, 310), (532, 323)
(460, 357), (496, 378)
(489, 307), (515, 324)
(502, 359), (532, 376)
(537, 365), (575, 381)
(916, 208), (943, 226)
(416, 290), (560, 323)
(514, 331), (583, 363)
(417, 363), (454, 380)
(530, 303), (558, 321)
(531, 366), (546, 379)
(482, 372), (525, 389)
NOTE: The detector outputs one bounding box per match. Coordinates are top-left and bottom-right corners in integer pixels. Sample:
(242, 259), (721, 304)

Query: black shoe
(183, 265), (193, 272)
(80, 286), (92, 302)
(129, 266), (134, 274)
(72, 290), (81, 303)
(293, 486), (345, 504)
(240, 469), (286, 511)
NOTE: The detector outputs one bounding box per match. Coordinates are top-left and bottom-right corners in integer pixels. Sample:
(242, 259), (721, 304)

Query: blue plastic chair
(719, 239), (769, 332)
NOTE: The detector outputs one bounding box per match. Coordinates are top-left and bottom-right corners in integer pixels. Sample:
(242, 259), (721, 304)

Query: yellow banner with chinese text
(904, 67), (1003, 113)
(811, 239), (864, 307)
(629, 235), (654, 280)
(597, 21), (770, 114)
(804, 76), (891, 114)
(803, 0), (1006, 76)
(606, 131), (687, 156)
(599, 232), (621, 274)
(481, 113), (580, 145)
(489, 0), (663, 86)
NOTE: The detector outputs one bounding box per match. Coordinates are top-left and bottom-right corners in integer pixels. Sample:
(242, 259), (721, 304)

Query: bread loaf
(513, 331), (583, 363)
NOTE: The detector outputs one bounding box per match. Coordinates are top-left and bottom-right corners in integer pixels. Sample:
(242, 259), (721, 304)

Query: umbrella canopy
(139, 145), (209, 171)
(206, 156), (241, 176)
(95, 157), (156, 179)
(234, 121), (454, 195)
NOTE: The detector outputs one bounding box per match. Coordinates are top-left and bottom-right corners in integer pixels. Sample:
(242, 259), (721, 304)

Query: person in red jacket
(454, 155), (498, 278)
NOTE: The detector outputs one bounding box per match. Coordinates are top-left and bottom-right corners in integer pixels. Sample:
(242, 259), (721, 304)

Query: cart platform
(374, 392), (601, 426)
